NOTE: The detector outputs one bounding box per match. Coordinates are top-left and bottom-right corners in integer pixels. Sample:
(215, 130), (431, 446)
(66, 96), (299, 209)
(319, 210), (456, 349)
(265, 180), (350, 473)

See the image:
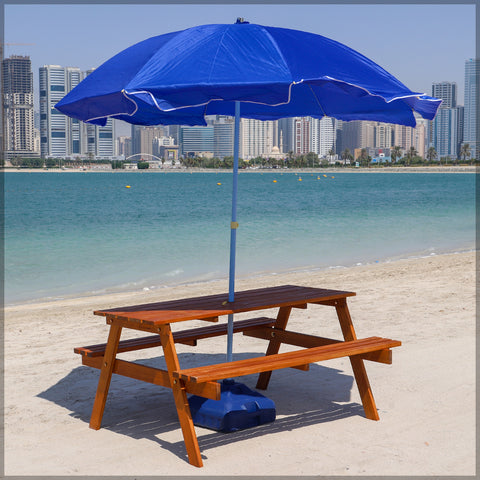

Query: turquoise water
(4, 171), (476, 305)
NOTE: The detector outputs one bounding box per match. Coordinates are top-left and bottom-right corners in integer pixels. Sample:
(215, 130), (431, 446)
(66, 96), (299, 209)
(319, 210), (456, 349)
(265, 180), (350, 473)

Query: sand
(4, 251), (476, 476)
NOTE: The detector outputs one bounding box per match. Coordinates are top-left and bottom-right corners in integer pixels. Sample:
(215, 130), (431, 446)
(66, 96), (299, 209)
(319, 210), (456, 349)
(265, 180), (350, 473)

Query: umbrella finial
(235, 17), (249, 24)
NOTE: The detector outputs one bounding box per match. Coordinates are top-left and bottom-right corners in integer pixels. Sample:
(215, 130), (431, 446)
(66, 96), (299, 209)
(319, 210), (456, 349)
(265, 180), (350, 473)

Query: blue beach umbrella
(56, 19), (441, 365)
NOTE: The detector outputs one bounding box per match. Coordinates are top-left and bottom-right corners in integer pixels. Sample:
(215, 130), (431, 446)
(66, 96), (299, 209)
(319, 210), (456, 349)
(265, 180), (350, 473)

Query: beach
(4, 250), (476, 476)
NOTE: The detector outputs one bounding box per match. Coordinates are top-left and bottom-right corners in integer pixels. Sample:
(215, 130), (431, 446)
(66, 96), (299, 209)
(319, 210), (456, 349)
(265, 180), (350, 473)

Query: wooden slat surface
(93, 285), (355, 326)
(173, 337), (401, 383)
(75, 317), (276, 357)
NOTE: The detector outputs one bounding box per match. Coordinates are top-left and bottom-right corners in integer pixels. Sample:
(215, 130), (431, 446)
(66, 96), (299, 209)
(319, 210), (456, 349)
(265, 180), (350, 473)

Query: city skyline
(5, 3), (477, 126)
(2, 55), (474, 162)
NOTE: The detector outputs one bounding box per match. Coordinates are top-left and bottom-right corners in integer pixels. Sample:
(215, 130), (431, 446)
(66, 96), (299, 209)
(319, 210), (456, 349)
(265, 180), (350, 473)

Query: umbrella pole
(226, 101), (241, 363)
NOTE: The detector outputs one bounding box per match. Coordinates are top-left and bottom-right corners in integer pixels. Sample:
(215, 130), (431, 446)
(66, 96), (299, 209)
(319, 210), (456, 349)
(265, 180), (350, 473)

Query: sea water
(4, 171), (476, 305)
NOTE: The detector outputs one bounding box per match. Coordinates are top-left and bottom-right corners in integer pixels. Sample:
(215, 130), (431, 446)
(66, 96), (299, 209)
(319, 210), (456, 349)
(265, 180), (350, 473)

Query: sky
(3, 2), (477, 135)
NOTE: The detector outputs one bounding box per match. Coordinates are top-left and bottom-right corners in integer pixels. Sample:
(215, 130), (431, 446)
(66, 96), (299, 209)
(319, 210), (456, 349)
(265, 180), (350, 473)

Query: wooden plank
(256, 306), (292, 390)
(335, 298), (379, 421)
(158, 324), (203, 468)
(174, 337), (401, 384)
(245, 328), (394, 365)
(75, 317), (276, 358)
(93, 285), (356, 326)
(89, 323), (122, 430)
(244, 327), (341, 348)
(82, 356), (221, 400)
(360, 349), (392, 364)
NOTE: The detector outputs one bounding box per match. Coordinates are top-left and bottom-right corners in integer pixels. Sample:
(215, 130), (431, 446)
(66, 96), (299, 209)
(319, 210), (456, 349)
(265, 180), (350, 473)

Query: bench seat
(173, 336), (401, 384)
(74, 316), (276, 357)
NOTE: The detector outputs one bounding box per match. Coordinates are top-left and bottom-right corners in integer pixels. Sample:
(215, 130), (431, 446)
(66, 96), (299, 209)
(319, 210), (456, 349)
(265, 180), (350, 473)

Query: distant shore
(2, 165), (477, 173)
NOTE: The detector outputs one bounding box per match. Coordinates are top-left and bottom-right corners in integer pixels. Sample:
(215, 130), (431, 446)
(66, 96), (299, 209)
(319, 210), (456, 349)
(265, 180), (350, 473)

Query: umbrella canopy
(56, 20), (441, 128)
(55, 19), (441, 362)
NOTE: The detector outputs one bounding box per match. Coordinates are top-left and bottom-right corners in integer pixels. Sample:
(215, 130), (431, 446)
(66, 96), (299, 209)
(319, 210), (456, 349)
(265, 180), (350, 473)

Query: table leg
(89, 322), (122, 430)
(256, 306), (292, 390)
(335, 298), (380, 421)
(158, 324), (203, 468)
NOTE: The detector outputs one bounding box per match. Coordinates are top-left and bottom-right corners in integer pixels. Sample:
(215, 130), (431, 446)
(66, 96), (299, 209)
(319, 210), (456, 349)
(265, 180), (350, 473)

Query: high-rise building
(337, 120), (375, 153)
(40, 65), (82, 158)
(180, 125), (214, 156)
(117, 136), (132, 158)
(294, 117), (310, 155)
(213, 115), (234, 158)
(83, 69), (115, 159)
(432, 82), (457, 108)
(310, 116), (335, 157)
(374, 123), (393, 149)
(430, 81), (460, 159)
(2, 55), (36, 160)
(239, 118), (275, 159)
(393, 117), (427, 157)
(39, 65), (115, 159)
(277, 117), (295, 154)
(131, 125), (167, 158)
(463, 58), (479, 159)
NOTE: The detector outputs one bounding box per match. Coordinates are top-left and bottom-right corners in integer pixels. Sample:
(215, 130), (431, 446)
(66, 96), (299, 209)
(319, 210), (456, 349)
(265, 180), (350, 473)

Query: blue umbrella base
(188, 379), (276, 432)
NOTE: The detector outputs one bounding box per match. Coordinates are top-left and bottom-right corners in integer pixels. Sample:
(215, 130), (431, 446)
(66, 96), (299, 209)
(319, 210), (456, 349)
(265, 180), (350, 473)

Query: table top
(94, 284), (355, 326)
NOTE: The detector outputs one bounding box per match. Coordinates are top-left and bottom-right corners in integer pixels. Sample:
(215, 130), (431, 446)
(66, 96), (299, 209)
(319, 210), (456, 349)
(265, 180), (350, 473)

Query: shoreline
(2, 165), (477, 173)
(5, 247), (475, 309)
(4, 250), (476, 475)
(4, 249), (475, 312)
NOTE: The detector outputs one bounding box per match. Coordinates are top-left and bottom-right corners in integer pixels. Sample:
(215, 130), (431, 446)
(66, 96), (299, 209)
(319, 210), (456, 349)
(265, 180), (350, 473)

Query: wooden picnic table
(75, 284), (401, 468)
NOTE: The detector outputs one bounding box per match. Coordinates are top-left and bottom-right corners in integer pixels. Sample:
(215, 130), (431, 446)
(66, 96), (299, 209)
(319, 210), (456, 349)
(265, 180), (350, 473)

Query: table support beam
(89, 323), (122, 430)
(158, 325), (203, 468)
(82, 356), (221, 400)
(255, 306), (292, 390)
(335, 298), (380, 421)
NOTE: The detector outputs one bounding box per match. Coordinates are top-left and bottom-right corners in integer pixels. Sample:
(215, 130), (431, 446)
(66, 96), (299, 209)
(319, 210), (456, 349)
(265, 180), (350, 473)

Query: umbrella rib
(207, 28), (228, 84)
(307, 84), (328, 118)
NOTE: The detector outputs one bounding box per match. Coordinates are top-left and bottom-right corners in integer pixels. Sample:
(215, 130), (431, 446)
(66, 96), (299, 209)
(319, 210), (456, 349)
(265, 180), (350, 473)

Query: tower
(39, 65), (115, 159)
(430, 81), (460, 159)
(2, 55), (36, 160)
(463, 59), (479, 160)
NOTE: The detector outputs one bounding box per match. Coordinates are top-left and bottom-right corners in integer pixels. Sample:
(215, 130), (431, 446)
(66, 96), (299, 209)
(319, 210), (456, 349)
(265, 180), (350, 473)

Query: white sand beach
(4, 251), (476, 476)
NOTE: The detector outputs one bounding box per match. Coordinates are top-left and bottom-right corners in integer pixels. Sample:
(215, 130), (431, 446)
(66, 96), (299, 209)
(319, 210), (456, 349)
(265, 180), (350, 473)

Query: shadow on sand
(38, 351), (362, 464)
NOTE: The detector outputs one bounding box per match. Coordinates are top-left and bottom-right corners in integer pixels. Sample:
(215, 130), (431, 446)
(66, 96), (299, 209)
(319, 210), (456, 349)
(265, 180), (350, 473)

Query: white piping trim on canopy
(84, 89), (139, 124)
(320, 75), (432, 103)
(84, 81), (301, 123)
(123, 79), (302, 113)
(83, 77), (437, 124)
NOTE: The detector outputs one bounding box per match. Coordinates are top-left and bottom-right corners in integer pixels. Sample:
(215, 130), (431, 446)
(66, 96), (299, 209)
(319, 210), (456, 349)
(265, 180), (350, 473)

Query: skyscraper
(2, 55), (36, 160)
(463, 58), (479, 160)
(240, 118), (275, 159)
(393, 117), (427, 157)
(337, 120), (375, 153)
(277, 117), (295, 155)
(39, 65), (81, 158)
(180, 125), (214, 156)
(293, 117), (310, 155)
(310, 117), (336, 157)
(131, 125), (167, 158)
(430, 81), (460, 159)
(39, 65), (115, 159)
(432, 82), (457, 108)
(213, 116), (234, 158)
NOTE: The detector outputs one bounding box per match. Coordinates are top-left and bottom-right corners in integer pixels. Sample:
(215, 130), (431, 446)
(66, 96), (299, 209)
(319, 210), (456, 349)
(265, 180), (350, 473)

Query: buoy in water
(125, 185), (131, 188)
(217, 182), (222, 185)
(298, 177), (302, 181)
(323, 174), (327, 178)
(273, 180), (277, 183)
